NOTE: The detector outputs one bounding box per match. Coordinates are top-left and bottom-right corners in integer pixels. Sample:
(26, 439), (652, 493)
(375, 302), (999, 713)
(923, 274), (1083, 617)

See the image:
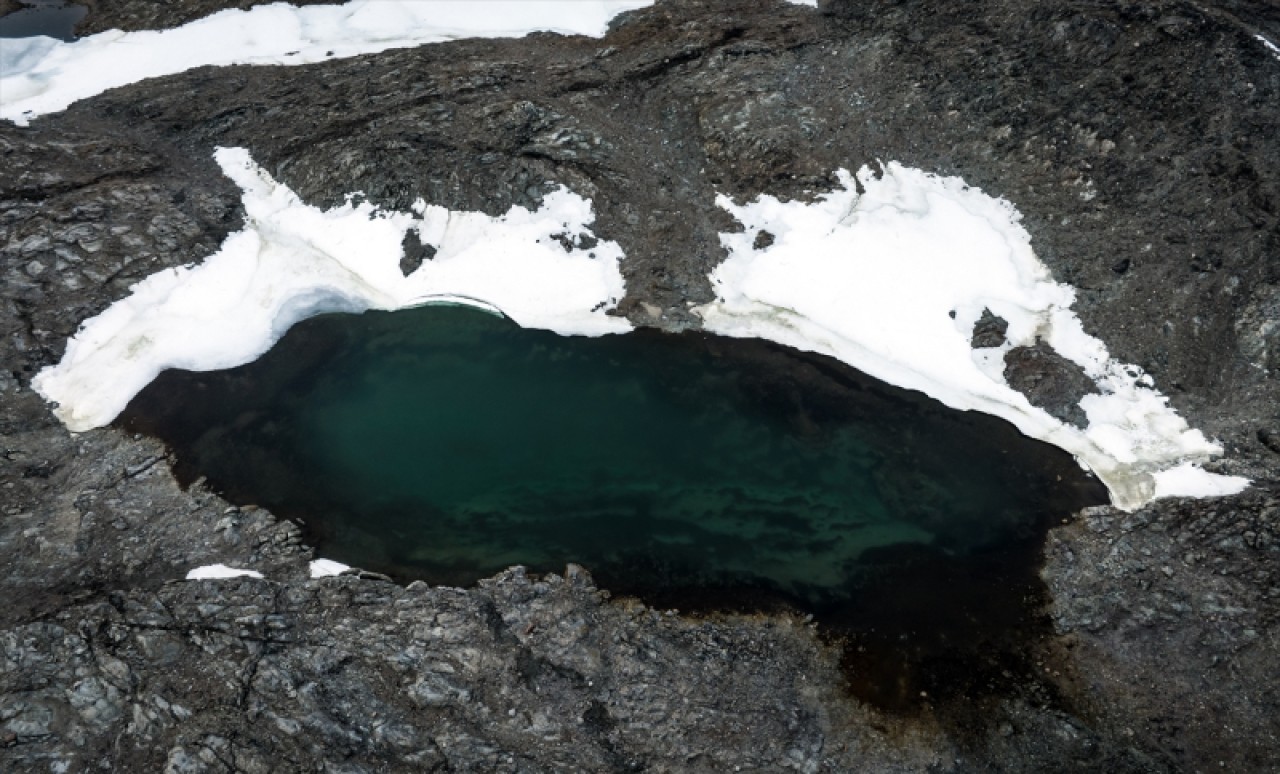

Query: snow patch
(32, 146), (630, 432)
(0, 0), (653, 124)
(696, 163), (1245, 511)
(185, 564), (264, 580)
(309, 558), (352, 578)
(1257, 34), (1280, 62)
(1153, 463), (1251, 500)
(784, 0), (819, 7)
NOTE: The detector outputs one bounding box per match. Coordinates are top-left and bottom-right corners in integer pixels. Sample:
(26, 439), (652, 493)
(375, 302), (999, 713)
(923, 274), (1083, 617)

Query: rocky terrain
(1, 0), (1277, 770)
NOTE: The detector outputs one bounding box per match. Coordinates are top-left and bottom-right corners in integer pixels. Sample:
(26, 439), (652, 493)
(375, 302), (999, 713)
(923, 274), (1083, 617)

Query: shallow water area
(0, 1), (84, 41)
(121, 304), (1107, 708)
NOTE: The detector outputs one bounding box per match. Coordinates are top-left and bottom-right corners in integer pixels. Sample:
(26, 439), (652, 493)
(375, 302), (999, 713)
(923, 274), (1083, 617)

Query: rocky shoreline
(2, 0), (1277, 770)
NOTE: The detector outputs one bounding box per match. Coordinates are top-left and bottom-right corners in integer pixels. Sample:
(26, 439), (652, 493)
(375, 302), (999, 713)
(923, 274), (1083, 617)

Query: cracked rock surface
(2, 0), (1278, 770)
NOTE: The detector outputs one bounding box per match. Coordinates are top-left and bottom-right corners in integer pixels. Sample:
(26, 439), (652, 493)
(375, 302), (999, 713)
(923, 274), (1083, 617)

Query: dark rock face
(970, 307), (1009, 349)
(1236, 283), (1280, 375)
(1, 0), (1278, 771)
(398, 230), (435, 277)
(2, 565), (865, 772)
(1003, 340), (1099, 429)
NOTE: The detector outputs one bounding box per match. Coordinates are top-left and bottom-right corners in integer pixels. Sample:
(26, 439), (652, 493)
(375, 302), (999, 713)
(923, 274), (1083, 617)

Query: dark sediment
(1, 0), (1278, 771)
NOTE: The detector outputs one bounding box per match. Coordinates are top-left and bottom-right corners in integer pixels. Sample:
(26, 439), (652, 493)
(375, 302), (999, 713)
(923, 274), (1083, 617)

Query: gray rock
(971, 307), (1010, 349)
(1003, 340), (1098, 429)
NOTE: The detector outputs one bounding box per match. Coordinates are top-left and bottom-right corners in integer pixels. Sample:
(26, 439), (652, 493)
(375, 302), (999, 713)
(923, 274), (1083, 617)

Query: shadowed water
(121, 304), (1107, 710)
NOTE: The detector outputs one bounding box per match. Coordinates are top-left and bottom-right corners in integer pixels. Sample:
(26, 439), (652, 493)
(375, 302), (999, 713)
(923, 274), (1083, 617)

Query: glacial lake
(121, 303), (1107, 708)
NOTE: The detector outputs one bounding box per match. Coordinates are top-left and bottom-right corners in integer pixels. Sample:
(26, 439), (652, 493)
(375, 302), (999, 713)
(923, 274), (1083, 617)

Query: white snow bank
(186, 563), (264, 580)
(1153, 463), (1250, 499)
(309, 558), (352, 578)
(0, 0), (653, 124)
(784, 0), (819, 7)
(32, 146), (630, 431)
(696, 163), (1246, 511)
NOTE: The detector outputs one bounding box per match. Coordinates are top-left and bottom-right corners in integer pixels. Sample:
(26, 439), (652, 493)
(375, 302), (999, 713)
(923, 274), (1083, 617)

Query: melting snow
(31, 146), (630, 432)
(310, 558), (352, 578)
(185, 564), (264, 580)
(1154, 463), (1250, 499)
(0, 0), (653, 124)
(695, 164), (1246, 510)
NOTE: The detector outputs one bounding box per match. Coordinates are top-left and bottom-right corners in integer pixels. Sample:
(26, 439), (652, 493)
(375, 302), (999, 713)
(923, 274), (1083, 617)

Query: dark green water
(122, 304), (1106, 708)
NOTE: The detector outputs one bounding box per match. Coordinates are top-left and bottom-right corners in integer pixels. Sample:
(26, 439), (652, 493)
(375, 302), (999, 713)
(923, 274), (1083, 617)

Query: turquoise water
(123, 304), (1105, 615)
